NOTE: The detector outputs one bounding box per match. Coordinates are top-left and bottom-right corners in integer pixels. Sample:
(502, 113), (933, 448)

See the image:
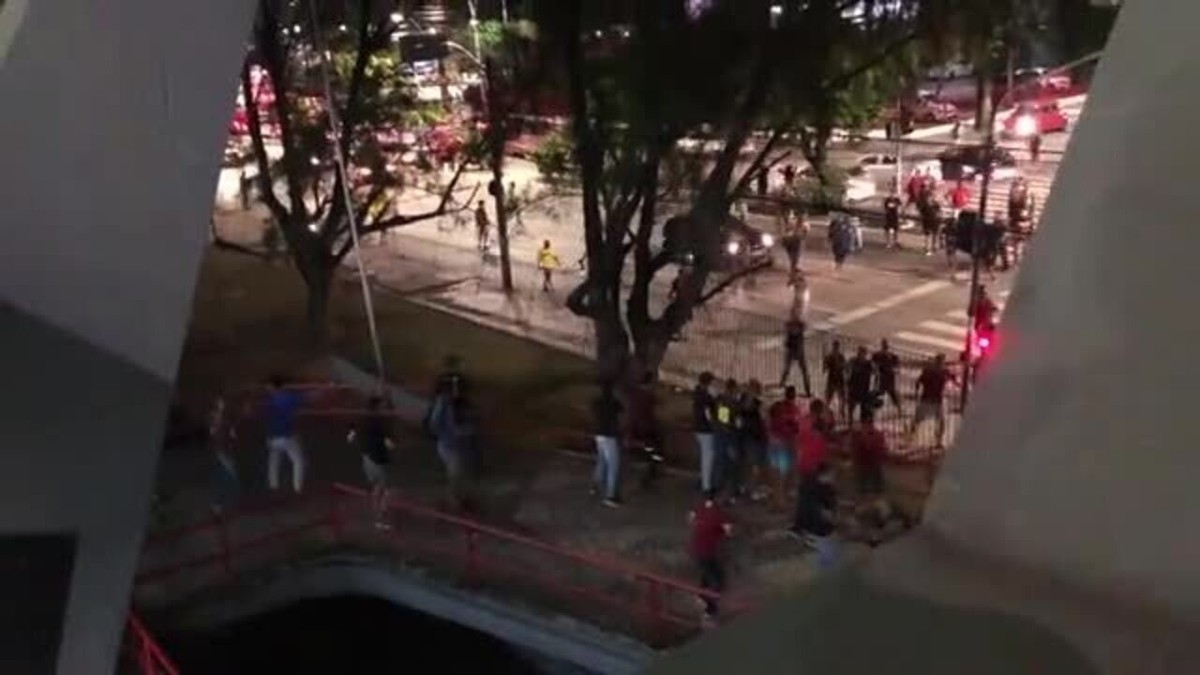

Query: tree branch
(697, 260), (772, 306)
(332, 165), (472, 262)
(241, 60), (290, 229)
(730, 128), (787, 201)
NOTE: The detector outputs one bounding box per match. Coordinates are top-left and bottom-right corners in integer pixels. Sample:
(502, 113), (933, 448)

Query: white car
(843, 167), (877, 203)
(857, 155), (943, 184)
(796, 165), (876, 203)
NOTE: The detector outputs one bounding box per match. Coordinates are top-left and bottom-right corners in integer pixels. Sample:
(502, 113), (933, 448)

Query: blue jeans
(716, 431), (739, 495)
(812, 534), (840, 571)
(593, 435), (621, 499)
(695, 433), (717, 492)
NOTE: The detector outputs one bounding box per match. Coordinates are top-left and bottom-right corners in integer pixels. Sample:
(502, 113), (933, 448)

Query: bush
(793, 166), (849, 213)
(531, 130), (576, 188)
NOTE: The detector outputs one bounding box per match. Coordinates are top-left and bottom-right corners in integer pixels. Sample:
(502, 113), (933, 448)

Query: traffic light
(970, 324), (996, 360)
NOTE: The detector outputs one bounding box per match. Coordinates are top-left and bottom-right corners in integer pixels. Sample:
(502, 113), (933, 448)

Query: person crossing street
(537, 240), (562, 292)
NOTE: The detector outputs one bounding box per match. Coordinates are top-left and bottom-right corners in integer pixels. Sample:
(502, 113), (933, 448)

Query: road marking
(894, 331), (964, 352)
(945, 301), (1006, 322)
(812, 280), (951, 331)
(918, 320), (968, 337)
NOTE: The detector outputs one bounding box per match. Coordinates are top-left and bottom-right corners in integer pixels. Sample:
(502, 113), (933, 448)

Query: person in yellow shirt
(537, 240), (561, 292)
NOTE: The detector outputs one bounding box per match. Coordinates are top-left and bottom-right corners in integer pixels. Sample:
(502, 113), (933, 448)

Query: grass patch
(177, 250), (622, 461)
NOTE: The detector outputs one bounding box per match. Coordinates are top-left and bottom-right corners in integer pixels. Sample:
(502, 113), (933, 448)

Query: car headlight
(726, 241), (741, 255)
(760, 233), (775, 248)
(1014, 115), (1038, 138)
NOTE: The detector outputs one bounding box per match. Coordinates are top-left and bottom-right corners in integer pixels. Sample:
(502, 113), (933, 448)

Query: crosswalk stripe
(918, 320), (968, 338)
(946, 301), (1005, 322)
(894, 331), (964, 352)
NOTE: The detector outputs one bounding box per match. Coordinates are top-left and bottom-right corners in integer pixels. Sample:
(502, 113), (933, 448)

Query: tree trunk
(304, 269), (332, 345)
(485, 58), (514, 294)
(975, 73), (995, 131)
(593, 306), (631, 385)
(631, 329), (670, 382)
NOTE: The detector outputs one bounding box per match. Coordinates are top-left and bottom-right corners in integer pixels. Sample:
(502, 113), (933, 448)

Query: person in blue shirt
(265, 375), (307, 493)
(428, 388), (478, 510)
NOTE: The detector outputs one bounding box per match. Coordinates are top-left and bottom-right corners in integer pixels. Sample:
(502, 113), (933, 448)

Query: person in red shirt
(947, 179), (971, 216)
(689, 489), (734, 623)
(904, 170), (923, 211)
(851, 412), (888, 497)
(796, 399), (831, 482)
(970, 286), (999, 334)
(766, 386), (803, 510)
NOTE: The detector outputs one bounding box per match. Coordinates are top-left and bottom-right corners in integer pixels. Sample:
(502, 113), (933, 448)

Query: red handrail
(329, 483), (722, 599)
(126, 612), (180, 675)
(136, 482), (746, 644)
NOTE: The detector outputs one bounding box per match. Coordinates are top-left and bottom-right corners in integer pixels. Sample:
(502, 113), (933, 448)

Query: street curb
(401, 293), (697, 391)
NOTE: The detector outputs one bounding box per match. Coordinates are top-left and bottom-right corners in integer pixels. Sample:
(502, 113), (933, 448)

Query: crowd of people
(198, 347), (944, 627)
(898, 167), (1039, 272)
(578, 355), (942, 624)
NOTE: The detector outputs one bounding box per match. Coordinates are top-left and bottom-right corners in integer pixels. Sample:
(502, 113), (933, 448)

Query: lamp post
(445, 38), (514, 294)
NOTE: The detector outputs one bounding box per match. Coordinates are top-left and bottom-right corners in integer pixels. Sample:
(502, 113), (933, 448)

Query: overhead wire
(304, 0), (388, 388)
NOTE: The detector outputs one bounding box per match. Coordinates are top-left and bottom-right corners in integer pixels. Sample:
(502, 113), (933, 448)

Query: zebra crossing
(890, 291), (1009, 356)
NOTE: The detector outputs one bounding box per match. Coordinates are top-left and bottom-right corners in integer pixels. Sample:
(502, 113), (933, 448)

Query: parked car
(925, 62), (974, 80)
(1013, 67), (1073, 94)
(842, 167), (878, 202)
(1002, 101), (1070, 138)
(796, 166), (877, 204)
(857, 155), (943, 184)
(910, 94), (960, 124)
(938, 146), (1019, 182)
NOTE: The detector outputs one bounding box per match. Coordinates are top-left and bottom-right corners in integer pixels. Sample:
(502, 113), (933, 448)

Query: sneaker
(603, 498), (623, 509)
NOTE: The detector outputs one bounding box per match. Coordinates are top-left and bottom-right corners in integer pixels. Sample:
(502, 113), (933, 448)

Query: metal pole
(486, 56), (514, 293)
(962, 0), (1023, 409)
(467, 0), (483, 59)
(894, 98), (904, 195)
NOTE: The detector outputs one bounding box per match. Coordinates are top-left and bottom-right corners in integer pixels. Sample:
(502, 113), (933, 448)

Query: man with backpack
(828, 213), (854, 271)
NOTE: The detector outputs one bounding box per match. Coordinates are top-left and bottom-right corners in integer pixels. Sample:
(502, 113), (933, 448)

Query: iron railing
(135, 483), (743, 648)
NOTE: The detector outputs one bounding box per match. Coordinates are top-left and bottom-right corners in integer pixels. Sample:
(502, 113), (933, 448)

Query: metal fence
(135, 484), (744, 649)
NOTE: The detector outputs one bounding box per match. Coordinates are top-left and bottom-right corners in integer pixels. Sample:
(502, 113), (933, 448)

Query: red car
(1002, 101), (1069, 138)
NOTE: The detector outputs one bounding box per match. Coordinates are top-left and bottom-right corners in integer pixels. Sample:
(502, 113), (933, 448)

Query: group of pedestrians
(685, 366), (904, 623)
(206, 376), (402, 527)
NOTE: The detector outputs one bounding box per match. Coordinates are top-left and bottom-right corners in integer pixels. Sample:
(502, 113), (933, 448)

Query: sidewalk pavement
(215, 203), (962, 457)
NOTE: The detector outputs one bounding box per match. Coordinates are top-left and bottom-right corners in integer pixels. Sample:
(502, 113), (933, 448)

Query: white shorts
(362, 456), (387, 487)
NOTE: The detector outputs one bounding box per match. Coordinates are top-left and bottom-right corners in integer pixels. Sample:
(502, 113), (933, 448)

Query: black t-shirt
(784, 320), (806, 355)
(823, 352), (847, 384)
(883, 196), (902, 228)
(359, 417), (391, 465)
(738, 395), (766, 444)
(847, 356), (874, 395)
(435, 370), (466, 399)
(918, 366), (950, 403)
(693, 386), (716, 433)
(872, 351), (899, 388)
(592, 395), (623, 437)
(715, 393), (740, 433)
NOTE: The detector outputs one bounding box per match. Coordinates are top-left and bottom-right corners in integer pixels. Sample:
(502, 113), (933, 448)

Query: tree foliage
(242, 0), (466, 333)
(531, 0), (934, 381)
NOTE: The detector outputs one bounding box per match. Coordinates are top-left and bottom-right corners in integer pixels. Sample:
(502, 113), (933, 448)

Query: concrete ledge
(161, 554), (657, 675)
